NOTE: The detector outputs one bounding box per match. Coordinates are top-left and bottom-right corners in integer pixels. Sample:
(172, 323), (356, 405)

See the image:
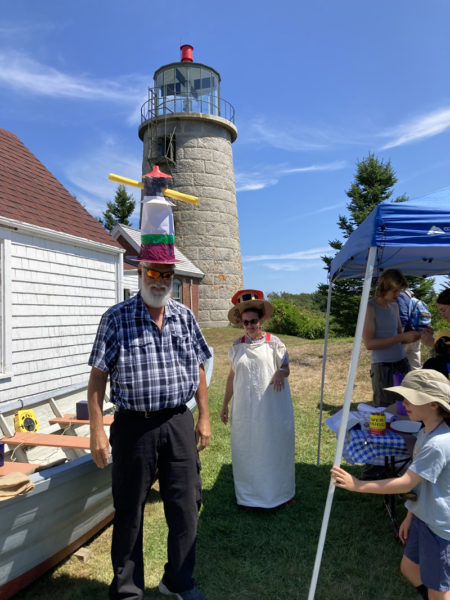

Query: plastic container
(76, 401), (89, 420)
(369, 413), (386, 435)
(0, 442), (4, 467)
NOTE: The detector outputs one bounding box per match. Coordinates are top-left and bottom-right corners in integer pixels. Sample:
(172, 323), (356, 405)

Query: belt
(116, 405), (186, 419)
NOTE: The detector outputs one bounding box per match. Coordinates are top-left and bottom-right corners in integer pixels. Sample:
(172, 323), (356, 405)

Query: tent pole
(316, 279), (333, 466)
(307, 246), (377, 600)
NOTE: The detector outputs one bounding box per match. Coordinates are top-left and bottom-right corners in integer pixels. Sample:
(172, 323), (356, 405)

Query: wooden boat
(0, 349), (213, 600)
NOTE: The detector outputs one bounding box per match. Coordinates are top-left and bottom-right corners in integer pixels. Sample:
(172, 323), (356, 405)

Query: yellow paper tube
(161, 188), (198, 205)
(108, 173), (198, 204)
(108, 173), (144, 189)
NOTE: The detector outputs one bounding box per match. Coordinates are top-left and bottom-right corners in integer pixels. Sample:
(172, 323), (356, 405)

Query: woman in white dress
(220, 290), (295, 509)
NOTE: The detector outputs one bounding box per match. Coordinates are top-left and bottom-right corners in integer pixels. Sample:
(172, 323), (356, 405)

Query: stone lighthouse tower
(138, 44), (242, 327)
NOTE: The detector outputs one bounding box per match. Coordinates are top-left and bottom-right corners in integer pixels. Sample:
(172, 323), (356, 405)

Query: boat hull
(0, 455), (113, 600)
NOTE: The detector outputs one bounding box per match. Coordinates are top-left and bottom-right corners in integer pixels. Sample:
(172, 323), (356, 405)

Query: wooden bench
(48, 413), (114, 426)
(0, 461), (43, 476)
(1, 432), (91, 450)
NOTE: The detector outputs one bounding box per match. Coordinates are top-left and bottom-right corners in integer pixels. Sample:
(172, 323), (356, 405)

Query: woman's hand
(270, 368), (286, 392)
(399, 512), (413, 545)
(220, 404), (229, 424)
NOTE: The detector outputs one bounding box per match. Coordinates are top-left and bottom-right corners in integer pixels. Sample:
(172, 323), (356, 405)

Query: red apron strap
(265, 333), (271, 341)
(240, 336), (246, 343)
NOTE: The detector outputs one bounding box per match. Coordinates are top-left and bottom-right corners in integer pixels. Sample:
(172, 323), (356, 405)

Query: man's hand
(90, 428), (110, 468)
(195, 415), (211, 451)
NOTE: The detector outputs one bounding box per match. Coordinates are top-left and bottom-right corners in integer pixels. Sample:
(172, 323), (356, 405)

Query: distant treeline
(265, 292), (327, 340)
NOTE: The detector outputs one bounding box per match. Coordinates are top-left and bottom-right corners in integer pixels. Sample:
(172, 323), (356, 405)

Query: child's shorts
(404, 515), (450, 592)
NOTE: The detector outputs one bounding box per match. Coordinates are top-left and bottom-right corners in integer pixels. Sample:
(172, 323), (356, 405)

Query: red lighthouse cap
(180, 44), (194, 62)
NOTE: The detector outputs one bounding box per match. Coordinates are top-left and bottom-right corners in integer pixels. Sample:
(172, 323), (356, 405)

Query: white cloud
(0, 50), (146, 107)
(243, 246), (331, 262)
(235, 161), (346, 193)
(381, 108), (450, 149)
(262, 261), (324, 272)
(62, 139), (142, 221)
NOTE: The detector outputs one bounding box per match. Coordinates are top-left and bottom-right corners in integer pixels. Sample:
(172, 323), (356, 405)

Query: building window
(0, 238), (12, 379)
(124, 288), (131, 300)
(172, 278), (182, 302)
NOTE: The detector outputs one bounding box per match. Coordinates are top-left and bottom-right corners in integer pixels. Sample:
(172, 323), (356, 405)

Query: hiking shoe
(158, 579), (206, 600)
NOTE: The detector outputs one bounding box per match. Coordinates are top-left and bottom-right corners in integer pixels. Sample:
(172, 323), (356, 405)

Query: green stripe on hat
(141, 233), (175, 244)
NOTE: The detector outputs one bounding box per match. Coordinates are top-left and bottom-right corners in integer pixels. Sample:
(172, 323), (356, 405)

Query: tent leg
(316, 280), (333, 466)
(307, 246), (377, 600)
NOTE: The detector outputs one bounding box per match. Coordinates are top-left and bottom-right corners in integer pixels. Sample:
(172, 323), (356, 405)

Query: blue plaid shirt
(89, 294), (211, 411)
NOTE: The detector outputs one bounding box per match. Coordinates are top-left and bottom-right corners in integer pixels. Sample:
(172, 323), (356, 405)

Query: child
(331, 369), (450, 600)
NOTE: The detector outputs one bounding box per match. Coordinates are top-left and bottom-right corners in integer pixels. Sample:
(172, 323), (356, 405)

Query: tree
(317, 153), (434, 336)
(100, 185), (136, 231)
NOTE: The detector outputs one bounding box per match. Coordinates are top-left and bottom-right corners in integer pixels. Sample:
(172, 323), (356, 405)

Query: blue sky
(2, 1), (450, 294)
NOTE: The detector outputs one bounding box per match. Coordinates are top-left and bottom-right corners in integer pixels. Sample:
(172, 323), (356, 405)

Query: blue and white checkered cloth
(343, 428), (410, 466)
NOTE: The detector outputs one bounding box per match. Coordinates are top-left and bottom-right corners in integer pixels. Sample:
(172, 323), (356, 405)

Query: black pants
(109, 406), (202, 600)
(370, 357), (410, 407)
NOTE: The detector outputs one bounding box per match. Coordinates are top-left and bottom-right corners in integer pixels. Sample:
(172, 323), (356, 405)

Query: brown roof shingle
(0, 128), (122, 249)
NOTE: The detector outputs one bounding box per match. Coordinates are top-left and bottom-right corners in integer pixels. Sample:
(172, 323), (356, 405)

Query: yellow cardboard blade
(108, 173), (198, 205)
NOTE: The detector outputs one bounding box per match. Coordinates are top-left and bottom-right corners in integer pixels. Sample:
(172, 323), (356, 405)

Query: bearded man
(88, 259), (211, 600)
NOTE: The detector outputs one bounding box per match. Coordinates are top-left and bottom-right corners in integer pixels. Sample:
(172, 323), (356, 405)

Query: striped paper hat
(134, 167), (180, 264)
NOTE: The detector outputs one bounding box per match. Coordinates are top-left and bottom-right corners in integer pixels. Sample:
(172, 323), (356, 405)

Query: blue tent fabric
(329, 192), (450, 281)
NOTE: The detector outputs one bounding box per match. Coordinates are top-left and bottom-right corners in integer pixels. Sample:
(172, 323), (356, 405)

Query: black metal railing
(140, 89), (235, 124)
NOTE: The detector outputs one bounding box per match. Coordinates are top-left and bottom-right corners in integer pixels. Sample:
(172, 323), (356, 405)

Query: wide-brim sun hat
(385, 368), (450, 412)
(227, 289), (274, 325)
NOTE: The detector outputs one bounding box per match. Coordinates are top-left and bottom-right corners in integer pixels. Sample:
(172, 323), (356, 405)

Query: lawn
(13, 328), (424, 600)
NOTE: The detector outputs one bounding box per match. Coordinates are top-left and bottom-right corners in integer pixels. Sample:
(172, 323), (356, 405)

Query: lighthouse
(138, 45), (242, 327)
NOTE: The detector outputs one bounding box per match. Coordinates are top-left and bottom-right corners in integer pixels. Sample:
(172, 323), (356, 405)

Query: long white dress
(229, 334), (295, 508)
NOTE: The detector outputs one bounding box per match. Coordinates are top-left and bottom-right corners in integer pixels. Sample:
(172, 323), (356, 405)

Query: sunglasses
(243, 318), (259, 326)
(145, 268), (174, 280)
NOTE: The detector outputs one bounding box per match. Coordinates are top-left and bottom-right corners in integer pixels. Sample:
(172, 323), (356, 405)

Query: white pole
(307, 246), (377, 600)
(316, 280), (333, 466)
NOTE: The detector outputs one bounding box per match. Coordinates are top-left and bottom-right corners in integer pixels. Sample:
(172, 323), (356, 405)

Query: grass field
(13, 329), (429, 600)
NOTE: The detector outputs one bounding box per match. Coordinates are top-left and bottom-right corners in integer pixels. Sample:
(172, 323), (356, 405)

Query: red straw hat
(227, 289), (274, 325)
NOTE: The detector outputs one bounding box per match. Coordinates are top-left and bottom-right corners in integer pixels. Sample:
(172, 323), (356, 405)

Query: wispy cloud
(62, 138), (141, 224)
(235, 160), (346, 193)
(243, 247), (331, 262)
(381, 108), (450, 149)
(0, 50), (146, 109)
(262, 261), (324, 272)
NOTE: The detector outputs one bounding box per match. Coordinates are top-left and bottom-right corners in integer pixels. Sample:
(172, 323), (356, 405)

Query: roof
(329, 190), (450, 281)
(112, 223), (204, 278)
(0, 128), (122, 249)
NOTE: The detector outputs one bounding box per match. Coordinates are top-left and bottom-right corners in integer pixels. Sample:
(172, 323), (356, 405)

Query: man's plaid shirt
(89, 294), (212, 411)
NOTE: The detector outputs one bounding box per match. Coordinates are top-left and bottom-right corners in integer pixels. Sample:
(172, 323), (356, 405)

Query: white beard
(140, 280), (172, 308)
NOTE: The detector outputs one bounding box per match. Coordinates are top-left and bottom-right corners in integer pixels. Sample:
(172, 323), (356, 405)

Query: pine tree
(100, 185), (136, 232)
(317, 153), (434, 335)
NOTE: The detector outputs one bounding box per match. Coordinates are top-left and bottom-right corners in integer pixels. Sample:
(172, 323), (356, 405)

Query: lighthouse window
(157, 135), (176, 162)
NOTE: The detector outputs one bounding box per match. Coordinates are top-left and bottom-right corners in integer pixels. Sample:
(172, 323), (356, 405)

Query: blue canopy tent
(309, 192), (450, 600)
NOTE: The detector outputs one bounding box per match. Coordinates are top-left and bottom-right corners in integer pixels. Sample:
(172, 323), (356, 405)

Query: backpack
(407, 297), (431, 330)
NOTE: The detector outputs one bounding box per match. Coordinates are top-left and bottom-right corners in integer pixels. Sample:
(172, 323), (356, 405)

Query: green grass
(13, 329), (418, 599)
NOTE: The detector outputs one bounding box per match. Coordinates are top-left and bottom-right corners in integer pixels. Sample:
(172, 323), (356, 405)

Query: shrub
(265, 298), (327, 339)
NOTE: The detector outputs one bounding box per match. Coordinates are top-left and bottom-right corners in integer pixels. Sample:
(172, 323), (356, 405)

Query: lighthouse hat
(227, 289), (274, 325)
(133, 166), (180, 264)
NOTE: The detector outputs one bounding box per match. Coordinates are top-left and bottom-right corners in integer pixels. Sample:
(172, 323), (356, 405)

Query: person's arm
(87, 366), (110, 469)
(362, 302), (421, 350)
(194, 364), (211, 451)
(270, 362), (290, 391)
(399, 510), (414, 545)
(330, 465), (422, 494)
(220, 368), (234, 424)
